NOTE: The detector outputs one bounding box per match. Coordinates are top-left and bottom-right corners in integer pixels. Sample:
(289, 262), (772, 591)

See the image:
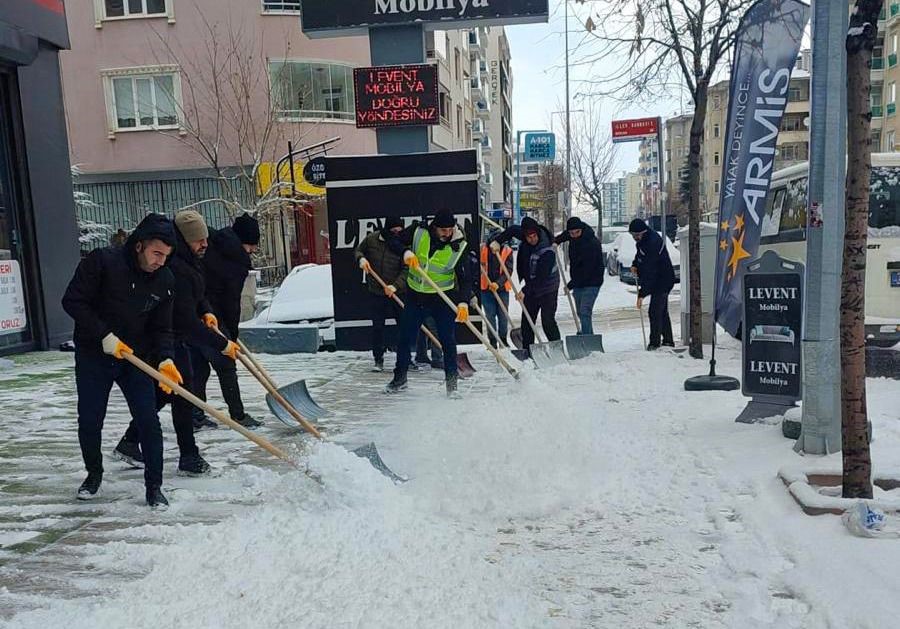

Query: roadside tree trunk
(841, 0), (880, 499)
(687, 80), (710, 359)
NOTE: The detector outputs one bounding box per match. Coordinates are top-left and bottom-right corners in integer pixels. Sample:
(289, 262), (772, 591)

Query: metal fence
(73, 177), (253, 253)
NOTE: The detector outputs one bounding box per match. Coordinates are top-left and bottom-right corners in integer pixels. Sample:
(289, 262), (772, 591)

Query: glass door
(0, 68), (33, 352)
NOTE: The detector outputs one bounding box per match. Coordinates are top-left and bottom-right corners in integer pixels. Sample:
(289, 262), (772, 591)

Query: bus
(759, 153), (900, 349)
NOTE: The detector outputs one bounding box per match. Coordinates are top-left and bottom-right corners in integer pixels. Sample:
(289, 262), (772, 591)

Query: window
(781, 115), (805, 132)
(778, 142), (809, 163)
(761, 187), (786, 239)
(713, 152), (720, 166)
(788, 86), (803, 102)
(891, 82), (897, 103)
(104, 0), (166, 18)
(106, 70), (179, 131)
(439, 91), (452, 126)
(454, 48), (461, 84)
(888, 130), (896, 151)
(262, 1), (302, 12)
(270, 61), (355, 121)
(779, 177), (808, 234)
(713, 94), (721, 110)
(456, 104), (462, 140)
(713, 124), (720, 138)
(893, 33), (898, 54)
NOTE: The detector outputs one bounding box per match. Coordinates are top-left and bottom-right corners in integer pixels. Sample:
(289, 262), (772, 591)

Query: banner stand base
(734, 399), (796, 425)
(684, 374), (740, 392)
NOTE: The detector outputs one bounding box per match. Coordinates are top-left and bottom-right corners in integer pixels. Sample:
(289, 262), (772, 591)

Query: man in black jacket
(555, 217), (604, 335)
(489, 216), (561, 352)
(384, 210), (472, 396)
(119, 211), (240, 476)
(628, 218), (676, 349)
(62, 213), (179, 509)
(356, 216), (406, 372)
(191, 213), (261, 430)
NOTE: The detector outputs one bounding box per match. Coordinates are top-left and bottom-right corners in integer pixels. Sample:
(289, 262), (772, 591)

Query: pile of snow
(248, 264), (333, 324)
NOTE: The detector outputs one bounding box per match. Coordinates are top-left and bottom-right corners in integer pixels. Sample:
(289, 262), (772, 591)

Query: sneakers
(384, 373), (408, 394)
(192, 414), (219, 432)
(373, 359), (385, 372)
(233, 413), (263, 429)
(408, 361), (420, 372)
(646, 343), (660, 351)
(414, 356), (431, 367)
(76, 472), (102, 500)
(430, 358), (444, 369)
(146, 486), (169, 510)
(446, 373), (460, 398)
(112, 438), (144, 469)
(177, 454), (211, 477)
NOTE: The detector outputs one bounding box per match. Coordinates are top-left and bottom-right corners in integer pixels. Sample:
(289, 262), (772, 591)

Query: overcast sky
(505, 0), (686, 179)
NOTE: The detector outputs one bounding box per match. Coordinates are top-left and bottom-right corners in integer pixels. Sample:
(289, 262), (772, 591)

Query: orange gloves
(384, 284), (398, 298)
(221, 340), (240, 361)
(101, 333), (133, 359)
(157, 359), (183, 395)
(203, 313), (218, 329)
(403, 251), (420, 269)
(488, 281), (499, 292)
(456, 303), (469, 323)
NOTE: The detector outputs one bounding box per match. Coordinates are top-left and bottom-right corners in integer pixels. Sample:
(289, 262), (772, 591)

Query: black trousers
(648, 291), (674, 347)
(521, 291), (561, 349)
(124, 342), (199, 460)
(369, 291), (402, 362)
(75, 349), (163, 489)
(415, 316), (443, 363)
(395, 293), (457, 378)
(191, 343), (244, 420)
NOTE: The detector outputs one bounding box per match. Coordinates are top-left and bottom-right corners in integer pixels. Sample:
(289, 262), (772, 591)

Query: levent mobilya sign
(300, 0), (550, 38)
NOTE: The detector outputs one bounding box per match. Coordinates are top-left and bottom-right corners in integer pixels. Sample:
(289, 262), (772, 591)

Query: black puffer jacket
(632, 229), (676, 298)
(203, 227), (252, 339)
(62, 213), (175, 359)
(491, 217), (560, 298)
(555, 222), (605, 289)
(170, 231), (228, 352)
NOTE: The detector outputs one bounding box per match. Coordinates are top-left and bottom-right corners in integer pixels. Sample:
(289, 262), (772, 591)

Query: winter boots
(445, 373), (460, 398)
(384, 372), (408, 394)
(146, 486), (169, 510)
(192, 412), (219, 432)
(112, 438), (144, 468)
(76, 472), (102, 500)
(233, 413), (263, 429)
(177, 454), (211, 477)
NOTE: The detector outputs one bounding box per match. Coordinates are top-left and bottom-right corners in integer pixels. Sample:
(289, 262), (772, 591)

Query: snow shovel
(554, 245), (604, 360)
(493, 249), (568, 369)
(410, 264), (519, 379)
(234, 337), (406, 482)
(122, 353), (295, 465)
(470, 299), (507, 350)
(365, 266), (475, 379)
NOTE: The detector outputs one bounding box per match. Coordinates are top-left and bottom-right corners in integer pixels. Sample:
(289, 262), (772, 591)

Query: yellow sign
(256, 161), (325, 198)
(519, 191), (544, 210)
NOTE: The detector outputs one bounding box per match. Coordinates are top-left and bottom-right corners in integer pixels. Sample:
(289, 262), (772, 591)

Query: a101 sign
(523, 132), (555, 162)
(300, 0), (550, 38)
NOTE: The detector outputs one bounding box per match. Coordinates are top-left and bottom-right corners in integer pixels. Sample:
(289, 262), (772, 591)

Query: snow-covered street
(2, 281), (899, 628)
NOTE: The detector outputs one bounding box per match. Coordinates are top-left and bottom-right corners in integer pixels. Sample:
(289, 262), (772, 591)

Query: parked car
(617, 235), (681, 286)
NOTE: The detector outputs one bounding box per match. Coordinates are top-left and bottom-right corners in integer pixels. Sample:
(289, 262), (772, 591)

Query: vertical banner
(325, 150), (480, 351)
(713, 0), (810, 336)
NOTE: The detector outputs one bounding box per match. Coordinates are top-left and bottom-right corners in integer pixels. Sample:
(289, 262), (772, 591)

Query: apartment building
(638, 136), (661, 218)
(482, 27), (514, 208)
(664, 113), (693, 222)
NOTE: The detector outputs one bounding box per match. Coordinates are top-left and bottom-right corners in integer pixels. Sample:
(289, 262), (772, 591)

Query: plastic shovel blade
(266, 379), (330, 429)
(565, 334), (605, 360)
(456, 352), (476, 379)
(509, 328), (524, 350)
(530, 340), (568, 369)
(511, 348), (531, 362)
(352, 442), (408, 483)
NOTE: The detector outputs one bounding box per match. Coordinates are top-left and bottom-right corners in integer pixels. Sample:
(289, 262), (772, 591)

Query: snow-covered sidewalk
(1, 287), (899, 627)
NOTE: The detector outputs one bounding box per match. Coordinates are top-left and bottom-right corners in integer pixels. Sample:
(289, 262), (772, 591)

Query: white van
(759, 153), (900, 348)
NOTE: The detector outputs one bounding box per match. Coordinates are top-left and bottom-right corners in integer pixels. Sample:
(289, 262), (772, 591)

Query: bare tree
(538, 162), (567, 233)
(841, 0), (881, 500)
(570, 102), (618, 239)
(576, 0), (755, 358)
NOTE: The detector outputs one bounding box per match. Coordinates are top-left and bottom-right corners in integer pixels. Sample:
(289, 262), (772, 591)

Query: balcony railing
(873, 105), (884, 118)
(888, 102), (897, 116)
(892, 2), (900, 17)
(890, 53), (898, 67)
(873, 57), (885, 70)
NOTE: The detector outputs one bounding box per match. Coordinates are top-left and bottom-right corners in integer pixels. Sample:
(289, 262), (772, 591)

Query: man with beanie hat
(554, 217), (605, 335)
(62, 213), (179, 509)
(190, 212), (262, 430)
(117, 210), (243, 479)
(384, 209), (472, 396)
(356, 216), (407, 371)
(628, 218), (676, 349)
(489, 216), (561, 353)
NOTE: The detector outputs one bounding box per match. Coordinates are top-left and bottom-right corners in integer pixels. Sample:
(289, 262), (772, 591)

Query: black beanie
(233, 213), (260, 245)
(628, 218), (649, 234)
(131, 213), (176, 248)
(383, 216), (403, 231)
(566, 216), (587, 231)
(521, 216), (540, 235)
(432, 210), (456, 228)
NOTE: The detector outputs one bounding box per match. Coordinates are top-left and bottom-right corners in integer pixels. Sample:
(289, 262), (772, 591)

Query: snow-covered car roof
(263, 264), (334, 323)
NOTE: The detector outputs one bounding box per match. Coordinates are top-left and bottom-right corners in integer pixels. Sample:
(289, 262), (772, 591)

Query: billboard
(325, 150), (481, 350)
(353, 64), (440, 128)
(611, 117), (659, 143)
(300, 0), (550, 38)
(523, 132), (556, 162)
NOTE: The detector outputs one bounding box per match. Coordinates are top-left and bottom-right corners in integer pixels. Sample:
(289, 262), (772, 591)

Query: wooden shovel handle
(364, 265), (443, 350)
(493, 249), (544, 342)
(122, 352), (293, 463)
(553, 245), (582, 334)
(470, 300), (507, 349)
(410, 266), (518, 378)
(479, 264), (516, 329)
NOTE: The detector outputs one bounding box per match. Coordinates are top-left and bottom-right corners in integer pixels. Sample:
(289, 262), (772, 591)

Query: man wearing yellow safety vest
(384, 209), (473, 397)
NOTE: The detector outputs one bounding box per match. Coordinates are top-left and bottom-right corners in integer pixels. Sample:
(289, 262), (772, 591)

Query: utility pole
(564, 0), (572, 220)
(796, 0), (847, 455)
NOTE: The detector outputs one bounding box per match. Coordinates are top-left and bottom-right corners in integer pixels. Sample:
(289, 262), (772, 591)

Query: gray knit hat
(175, 210), (209, 242)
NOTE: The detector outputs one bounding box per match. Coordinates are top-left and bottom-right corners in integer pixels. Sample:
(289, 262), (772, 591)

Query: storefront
(0, 2), (79, 355)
